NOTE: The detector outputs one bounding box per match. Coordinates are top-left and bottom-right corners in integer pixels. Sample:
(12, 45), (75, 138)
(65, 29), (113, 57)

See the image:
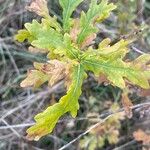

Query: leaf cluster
(15, 0), (150, 140)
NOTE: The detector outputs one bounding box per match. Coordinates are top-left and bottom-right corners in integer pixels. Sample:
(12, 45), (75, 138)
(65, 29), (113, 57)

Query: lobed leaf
(26, 0), (49, 18)
(24, 20), (63, 50)
(26, 64), (86, 140)
(14, 29), (34, 43)
(83, 39), (130, 62)
(26, 0), (62, 31)
(81, 40), (150, 89)
(20, 70), (49, 88)
(77, 0), (116, 45)
(34, 60), (67, 86)
(21, 60), (71, 89)
(82, 57), (150, 89)
(15, 20), (81, 59)
(59, 0), (83, 32)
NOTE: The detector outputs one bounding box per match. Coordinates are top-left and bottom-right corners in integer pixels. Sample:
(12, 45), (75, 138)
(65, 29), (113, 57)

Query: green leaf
(49, 33), (81, 60)
(16, 20), (63, 50)
(59, 0), (83, 32)
(26, 64), (87, 140)
(82, 57), (150, 89)
(81, 40), (150, 89)
(15, 29), (34, 43)
(85, 39), (130, 61)
(41, 17), (62, 32)
(62, 33), (81, 58)
(24, 20), (64, 50)
(16, 20), (80, 59)
(77, 0), (116, 44)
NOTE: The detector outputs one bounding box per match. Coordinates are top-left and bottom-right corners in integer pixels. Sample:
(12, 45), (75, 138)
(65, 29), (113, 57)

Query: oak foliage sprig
(15, 0), (150, 140)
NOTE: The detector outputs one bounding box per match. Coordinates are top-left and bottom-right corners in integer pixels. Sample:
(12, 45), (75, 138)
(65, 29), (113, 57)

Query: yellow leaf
(26, 65), (86, 140)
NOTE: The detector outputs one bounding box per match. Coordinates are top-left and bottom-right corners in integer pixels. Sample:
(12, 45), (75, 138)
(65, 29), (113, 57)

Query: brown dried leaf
(64, 64), (73, 89)
(121, 92), (133, 118)
(81, 33), (96, 49)
(26, 0), (49, 17)
(21, 59), (73, 90)
(70, 19), (80, 43)
(97, 73), (110, 85)
(133, 129), (150, 145)
(20, 70), (49, 88)
(34, 62), (44, 70)
(41, 60), (66, 86)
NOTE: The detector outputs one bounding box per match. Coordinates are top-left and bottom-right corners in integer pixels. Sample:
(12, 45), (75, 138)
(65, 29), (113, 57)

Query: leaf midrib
(83, 59), (141, 74)
(63, 64), (83, 113)
(63, 0), (71, 30)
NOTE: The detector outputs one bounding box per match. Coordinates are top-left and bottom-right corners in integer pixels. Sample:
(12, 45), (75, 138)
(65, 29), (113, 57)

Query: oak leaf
(59, 0), (83, 31)
(81, 33), (96, 49)
(26, 64), (86, 140)
(26, 0), (49, 18)
(20, 70), (49, 88)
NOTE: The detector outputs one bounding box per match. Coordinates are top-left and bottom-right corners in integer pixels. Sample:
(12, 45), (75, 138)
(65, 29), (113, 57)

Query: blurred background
(0, 0), (150, 149)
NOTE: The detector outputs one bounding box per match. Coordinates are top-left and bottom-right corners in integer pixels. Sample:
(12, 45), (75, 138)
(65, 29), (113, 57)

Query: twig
(0, 102), (150, 129)
(131, 46), (146, 54)
(0, 81), (63, 120)
(58, 115), (113, 150)
(1, 119), (21, 138)
(0, 123), (35, 129)
(2, 44), (20, 76)
(113, 140), (136, 150)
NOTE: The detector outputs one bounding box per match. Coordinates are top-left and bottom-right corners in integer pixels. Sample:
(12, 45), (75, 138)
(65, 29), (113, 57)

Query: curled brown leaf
(70, 19), (80, 43)
(41, 60), (66, 86)
(20, 70), (49, 88)
(26, 0), (49, 17)
(81, 33), (96, 49)
(121, 92), (133, 118)
(97, 73), (110, 85)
